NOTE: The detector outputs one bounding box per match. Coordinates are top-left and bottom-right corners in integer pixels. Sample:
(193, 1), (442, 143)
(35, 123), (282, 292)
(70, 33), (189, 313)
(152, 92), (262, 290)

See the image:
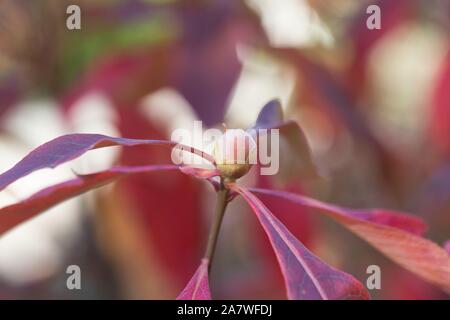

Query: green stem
(204, 180), (230, 270)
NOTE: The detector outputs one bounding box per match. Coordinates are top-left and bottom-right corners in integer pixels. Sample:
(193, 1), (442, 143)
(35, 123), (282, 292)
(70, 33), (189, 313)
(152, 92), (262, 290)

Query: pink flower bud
(212, 129), (257, 180)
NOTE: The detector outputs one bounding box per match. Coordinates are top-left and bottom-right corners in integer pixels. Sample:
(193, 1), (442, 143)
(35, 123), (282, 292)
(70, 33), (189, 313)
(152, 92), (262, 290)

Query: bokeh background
(0, 0), (449, 299)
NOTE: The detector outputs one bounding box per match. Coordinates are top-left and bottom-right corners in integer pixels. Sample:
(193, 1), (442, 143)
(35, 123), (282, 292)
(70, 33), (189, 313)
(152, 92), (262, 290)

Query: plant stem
(204, 181), (229, 270)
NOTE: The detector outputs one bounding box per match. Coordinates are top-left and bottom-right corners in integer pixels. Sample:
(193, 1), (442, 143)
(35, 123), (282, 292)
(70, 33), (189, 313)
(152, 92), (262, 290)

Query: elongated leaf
(444, 241), (450, 255)
(179, 166), (220, 180)
(249, 188), (450, 293)
(177, 259), (211, 300)
(0, 165), (178, 236)
(230, 184), (369, 300)
(0, 133), (213, 192)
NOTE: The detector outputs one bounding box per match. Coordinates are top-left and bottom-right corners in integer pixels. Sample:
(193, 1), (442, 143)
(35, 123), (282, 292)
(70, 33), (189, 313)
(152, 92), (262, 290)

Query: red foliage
(177, 259), (211, 300)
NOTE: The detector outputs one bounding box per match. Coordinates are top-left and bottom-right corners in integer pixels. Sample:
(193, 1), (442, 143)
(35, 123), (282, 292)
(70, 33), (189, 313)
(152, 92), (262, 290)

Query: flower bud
(212, 129), (257, 181)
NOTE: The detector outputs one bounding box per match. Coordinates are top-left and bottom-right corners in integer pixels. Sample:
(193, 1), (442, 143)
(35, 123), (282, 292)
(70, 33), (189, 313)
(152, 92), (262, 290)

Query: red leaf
(0, 165), (178, 236)
(116, 110), (207, 288)
(230, 184), (370, 300)
(177, 259), (211, 300)
(0, 133), (213, 191)
(179, 166), (220, 180)
(430, 50), (450, 156)
(275, 50), (399, 186)
(249, 188), (450, 293)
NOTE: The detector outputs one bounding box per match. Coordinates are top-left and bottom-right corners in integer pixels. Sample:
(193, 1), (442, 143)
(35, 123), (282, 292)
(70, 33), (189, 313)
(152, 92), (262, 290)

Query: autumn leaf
(249, 188), (450, 293)
(230, 184), (370, 300)
(0, 165), (179, 236)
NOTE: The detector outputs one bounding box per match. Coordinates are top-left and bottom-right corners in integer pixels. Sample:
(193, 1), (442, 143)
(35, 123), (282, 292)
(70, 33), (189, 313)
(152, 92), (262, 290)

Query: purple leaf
(172, 1), (260, 126)
(248, 188), (450, 294)
(0, 165), (178, 236)
(0, 133), (214, 192)
(230, 184), (370, 300)
(177, 259), (211, 300)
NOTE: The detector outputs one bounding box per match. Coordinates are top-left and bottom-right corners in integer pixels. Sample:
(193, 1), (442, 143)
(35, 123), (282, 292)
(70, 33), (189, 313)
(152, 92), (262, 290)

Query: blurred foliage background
(0, 0), (449, 299)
